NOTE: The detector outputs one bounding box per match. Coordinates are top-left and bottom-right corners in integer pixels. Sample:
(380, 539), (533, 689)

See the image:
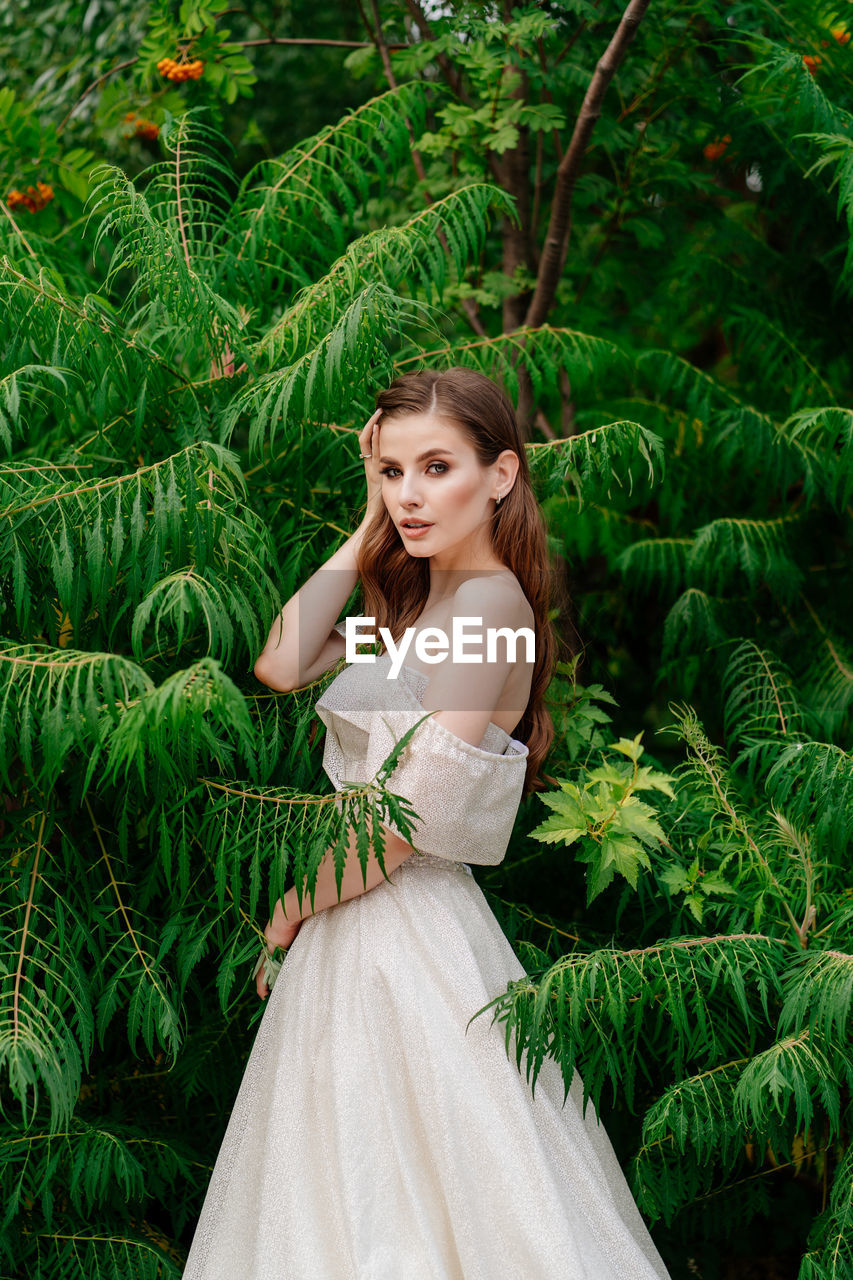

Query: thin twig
(13, 813), (46, 1042)
(84, 796), (170, 998)
(524, 0), (651, 330)
(238, 36), (407, 50)
(0, 200), (38, 258)
(360, 0), (487, 339)
(57, 59), (138, 132)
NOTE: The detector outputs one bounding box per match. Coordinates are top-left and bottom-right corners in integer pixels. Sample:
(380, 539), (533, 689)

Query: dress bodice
(313, 647), (529, 867)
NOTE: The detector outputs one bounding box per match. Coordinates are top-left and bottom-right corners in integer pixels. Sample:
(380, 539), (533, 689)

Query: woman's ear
(494, 449), (520, 497)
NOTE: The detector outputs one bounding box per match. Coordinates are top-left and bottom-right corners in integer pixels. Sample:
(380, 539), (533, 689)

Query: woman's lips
(400, 521), (433, 539)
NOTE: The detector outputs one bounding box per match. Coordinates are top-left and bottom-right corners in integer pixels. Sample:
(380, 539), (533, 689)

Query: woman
(183, 368), (671, 1280)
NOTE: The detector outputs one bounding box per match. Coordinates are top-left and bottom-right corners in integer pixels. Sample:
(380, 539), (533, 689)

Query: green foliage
(477, 677), (853, 1273)
(0, 86), (97, 212)
(6, 83), (692, 1271)
(530, 732), (674, 902)
(478, 932), (785, 1113)
(137, 0), (257, 105)
(0, 646), (153, 791)
(1, 0), (852, 1273)
(799, 1143), (853, 1280)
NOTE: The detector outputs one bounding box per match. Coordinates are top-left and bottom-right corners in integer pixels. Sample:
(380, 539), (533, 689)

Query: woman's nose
(399, 474), (423, 505)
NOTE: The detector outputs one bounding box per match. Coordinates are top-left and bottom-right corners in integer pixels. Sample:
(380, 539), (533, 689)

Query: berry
(156, 54), (204, 81)
(134, 119), (160, 141)
(703, 135), (731, 162)
(6, 180), (54, 213)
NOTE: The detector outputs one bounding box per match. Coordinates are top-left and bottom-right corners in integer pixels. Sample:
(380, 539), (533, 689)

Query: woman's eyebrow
(379, 448), (455, 464)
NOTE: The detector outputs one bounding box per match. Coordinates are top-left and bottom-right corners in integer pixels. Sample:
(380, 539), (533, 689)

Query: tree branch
(57, 39), (409, 134)
(500, 62), (533, 333)
(237, 37), (406, 49)
(401, 0), (470, 104)
(361, 0), (486, 338)
(523, 0), (651, 331)
(400, 0), (504, 189)
(57, 59), (138, 132)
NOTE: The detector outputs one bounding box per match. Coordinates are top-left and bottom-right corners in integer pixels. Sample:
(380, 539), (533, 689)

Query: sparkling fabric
(315, 653), (529, 865)
(182, 657), (672, 1280)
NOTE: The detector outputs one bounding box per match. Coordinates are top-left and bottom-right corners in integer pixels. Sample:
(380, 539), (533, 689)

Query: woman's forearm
(282, 823), (417, 922)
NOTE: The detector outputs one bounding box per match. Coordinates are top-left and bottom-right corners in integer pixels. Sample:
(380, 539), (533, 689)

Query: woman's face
(377, 411), (512, 565)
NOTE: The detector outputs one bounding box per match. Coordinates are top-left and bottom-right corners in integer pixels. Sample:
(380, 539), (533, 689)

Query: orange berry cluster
(6, 180), (54, 213)
(157, 56), (204, 81)
(703, 135), (731, 162)
(811, 27), (851, 63)
(124, 111), (160, 141)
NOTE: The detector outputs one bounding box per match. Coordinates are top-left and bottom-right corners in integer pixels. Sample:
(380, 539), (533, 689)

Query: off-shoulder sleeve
(318, 629), (529, 865)
(362, 688), (529, 867)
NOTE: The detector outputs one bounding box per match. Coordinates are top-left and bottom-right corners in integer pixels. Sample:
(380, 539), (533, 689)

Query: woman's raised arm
(253, 527), (360, 692)
(254, 410), (383, 691)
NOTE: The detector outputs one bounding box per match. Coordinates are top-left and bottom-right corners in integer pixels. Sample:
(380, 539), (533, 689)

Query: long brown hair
(357, 367), (558, 797)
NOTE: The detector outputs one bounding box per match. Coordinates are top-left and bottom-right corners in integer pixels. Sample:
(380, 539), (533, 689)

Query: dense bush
(1, 2), (852, 1276)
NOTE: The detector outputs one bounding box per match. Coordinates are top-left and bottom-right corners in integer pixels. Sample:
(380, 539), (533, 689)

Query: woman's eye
(379, 463), (448, 478)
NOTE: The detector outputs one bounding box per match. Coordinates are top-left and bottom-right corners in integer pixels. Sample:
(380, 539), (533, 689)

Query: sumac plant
(0, 55), (851, 1278)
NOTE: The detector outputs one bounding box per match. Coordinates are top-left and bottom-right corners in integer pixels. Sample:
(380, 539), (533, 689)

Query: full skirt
(183, 854), (670, 1280)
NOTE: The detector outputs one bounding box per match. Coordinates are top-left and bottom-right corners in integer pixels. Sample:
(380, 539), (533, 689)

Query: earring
(496, 492), (502, 506)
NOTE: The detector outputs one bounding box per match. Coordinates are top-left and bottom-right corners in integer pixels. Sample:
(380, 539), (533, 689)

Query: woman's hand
(266, 897), (303, 951)
(255, 903), (304, 1000)
(358, 408), (384, 525)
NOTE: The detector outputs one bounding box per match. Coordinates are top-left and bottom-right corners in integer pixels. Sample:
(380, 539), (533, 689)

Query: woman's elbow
(253, 653), (294, 692)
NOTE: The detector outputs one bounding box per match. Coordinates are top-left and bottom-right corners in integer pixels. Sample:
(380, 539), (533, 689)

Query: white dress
(182, 653), (671, 1280)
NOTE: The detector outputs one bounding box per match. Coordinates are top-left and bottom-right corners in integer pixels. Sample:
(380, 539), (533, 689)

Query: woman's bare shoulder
(451, 571), (534, 627)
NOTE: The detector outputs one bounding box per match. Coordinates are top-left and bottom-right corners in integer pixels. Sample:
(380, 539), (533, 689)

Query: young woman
(183, 368), (671, 1280)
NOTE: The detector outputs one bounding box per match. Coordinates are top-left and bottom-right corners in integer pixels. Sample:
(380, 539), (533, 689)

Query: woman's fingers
(362, 407), (382, 434)
(358, 410), (384, 521)
(253, 947), (269, 999)
(359, 408), (382, 457)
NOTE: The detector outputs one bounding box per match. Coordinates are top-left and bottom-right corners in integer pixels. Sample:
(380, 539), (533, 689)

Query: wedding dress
(183, 650), (671, 1280)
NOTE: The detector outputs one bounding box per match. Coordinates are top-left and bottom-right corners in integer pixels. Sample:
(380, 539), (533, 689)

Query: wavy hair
(357, 367), (561, 796)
